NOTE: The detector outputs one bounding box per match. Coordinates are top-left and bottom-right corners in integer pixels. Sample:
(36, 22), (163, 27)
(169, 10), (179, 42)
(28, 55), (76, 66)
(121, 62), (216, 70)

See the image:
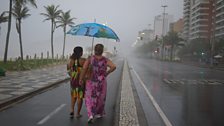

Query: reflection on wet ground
(182, 84), (224, 126)
(128, 55), (224, 126)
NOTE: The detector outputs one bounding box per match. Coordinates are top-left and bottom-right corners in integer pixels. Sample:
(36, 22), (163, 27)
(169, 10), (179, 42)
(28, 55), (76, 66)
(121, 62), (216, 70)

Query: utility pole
(161, 5), (168, 60)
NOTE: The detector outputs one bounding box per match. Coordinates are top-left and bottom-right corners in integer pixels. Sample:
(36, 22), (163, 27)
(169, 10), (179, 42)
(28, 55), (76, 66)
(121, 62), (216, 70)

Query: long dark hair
(70, 46), (83, 60)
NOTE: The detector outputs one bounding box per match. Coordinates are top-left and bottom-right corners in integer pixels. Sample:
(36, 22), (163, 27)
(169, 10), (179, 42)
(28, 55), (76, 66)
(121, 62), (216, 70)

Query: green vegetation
(0, 59), (67, 71)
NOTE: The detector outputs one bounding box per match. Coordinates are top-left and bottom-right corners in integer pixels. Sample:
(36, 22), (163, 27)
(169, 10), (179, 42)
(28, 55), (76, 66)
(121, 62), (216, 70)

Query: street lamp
(161, 5), (168, 60)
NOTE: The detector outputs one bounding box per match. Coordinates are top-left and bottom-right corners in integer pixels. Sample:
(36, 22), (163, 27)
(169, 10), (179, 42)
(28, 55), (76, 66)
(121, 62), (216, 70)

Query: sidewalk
(0, 64), (69, 110)
(119, 61), (140, 126)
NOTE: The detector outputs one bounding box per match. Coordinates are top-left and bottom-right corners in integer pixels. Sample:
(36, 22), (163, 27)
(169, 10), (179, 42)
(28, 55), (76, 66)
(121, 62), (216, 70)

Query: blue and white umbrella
(67, 23), (119, 41)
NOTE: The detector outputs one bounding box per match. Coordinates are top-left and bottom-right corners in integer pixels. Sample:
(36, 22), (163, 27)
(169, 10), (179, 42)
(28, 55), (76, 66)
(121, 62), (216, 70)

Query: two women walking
(68, 44), (116, 123)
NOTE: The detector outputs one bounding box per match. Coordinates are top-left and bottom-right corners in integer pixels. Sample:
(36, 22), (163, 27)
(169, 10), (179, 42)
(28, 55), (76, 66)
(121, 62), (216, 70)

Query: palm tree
(164, 31), (182, 61)
(3, 0), (37, 63)
(0, 12), (8, 36)
(12, 1), (31, 60)
(57, 10), (75, 59)
(41, 5), (62, 59)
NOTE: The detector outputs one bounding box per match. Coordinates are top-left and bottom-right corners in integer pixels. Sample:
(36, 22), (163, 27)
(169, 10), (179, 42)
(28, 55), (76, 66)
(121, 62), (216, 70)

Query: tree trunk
(3, 0), (12, 63)
(18, 20), (23, 60)
(62, 26), (66, 59)
(170, 44), (174, 61)
(161, 40), (165, 60)
(51, 20), (54, 59)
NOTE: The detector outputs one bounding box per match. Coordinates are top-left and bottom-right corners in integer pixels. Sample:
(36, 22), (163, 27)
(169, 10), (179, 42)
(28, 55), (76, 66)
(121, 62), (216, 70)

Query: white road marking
(37, 104), (66, 125)
(132, 68), (173, 126)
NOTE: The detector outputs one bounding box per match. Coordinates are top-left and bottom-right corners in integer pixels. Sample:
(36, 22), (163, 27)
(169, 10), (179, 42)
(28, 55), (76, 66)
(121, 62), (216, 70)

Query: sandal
(76, 114), (82, 118)
(70, 112), (74, 119)
(87, 116), (93, 123)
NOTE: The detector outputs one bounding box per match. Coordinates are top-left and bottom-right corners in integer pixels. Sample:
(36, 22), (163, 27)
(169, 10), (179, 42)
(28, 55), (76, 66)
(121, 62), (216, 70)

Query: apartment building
(190, 0), (212, 40)
(184, 0), (224, 41)
(215, 0), (224, 40)
(183, 0), (191, 40)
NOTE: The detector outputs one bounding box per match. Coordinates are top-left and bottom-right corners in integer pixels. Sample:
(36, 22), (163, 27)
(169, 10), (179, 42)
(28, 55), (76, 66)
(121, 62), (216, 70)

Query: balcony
(184, 5), (190, 10)
(192, 2), (209, 11)
(190, 29), (208, 36)
(216, 17), (224, 24)
(216, 0), (223, 4)
(184, 10), (191, 14)
(215, 32), (224, 37)
(184, 1), (190, 6)
(191, 13), (209, 20)
(191, 18), (208, 25)
(216, 3), (224, 11)
(192, 6), (209, 14)
(189, 35), (208, 40)
(215, 25), (224, 30)
(216, 11), (224, 17)
(191, 24), (208, 29)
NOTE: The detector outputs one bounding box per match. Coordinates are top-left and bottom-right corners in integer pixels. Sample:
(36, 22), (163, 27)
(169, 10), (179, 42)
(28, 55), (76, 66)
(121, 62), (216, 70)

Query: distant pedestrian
(67, 46), (86, 118)
(79, 44), (116, 123)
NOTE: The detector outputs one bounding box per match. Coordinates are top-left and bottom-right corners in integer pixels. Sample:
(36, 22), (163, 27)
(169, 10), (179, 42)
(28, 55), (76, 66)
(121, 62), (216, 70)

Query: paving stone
(0, 89), (15, 92)
(119, 61), (139, 126)
(10, 91), (28, 95)
(0, 94), (13, 100)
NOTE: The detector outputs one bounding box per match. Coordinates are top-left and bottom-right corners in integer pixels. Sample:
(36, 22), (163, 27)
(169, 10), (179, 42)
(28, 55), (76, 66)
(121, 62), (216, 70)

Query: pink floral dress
(85, 55), (107, 118)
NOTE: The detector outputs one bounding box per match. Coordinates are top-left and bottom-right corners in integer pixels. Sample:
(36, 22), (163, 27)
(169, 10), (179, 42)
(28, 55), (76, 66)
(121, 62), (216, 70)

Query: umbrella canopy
(67, 23), (120, 41)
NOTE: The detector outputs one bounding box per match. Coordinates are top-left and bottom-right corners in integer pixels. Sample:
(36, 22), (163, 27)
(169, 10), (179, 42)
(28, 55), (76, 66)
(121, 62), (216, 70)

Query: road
(128, 55), (224, 126)
(0, 57), (124, 126)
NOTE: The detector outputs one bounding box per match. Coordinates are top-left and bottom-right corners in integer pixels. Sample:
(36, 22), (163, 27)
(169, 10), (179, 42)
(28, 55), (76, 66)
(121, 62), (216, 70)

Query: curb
(119, 60), (140, 126)
(0, 78), (70, 111)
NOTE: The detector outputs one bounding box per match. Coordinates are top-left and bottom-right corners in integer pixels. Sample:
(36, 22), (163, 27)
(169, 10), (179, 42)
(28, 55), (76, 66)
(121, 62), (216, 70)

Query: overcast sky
(0, 0), (183, 59)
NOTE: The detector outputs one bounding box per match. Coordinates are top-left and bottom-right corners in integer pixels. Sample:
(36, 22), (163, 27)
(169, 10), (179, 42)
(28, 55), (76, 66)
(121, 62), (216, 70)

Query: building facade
(132, 29), (154, 47)
(215, 0), (224, 40)
(183, 0), (224, 41)
(170, 18), (184, 38)
(154, 14), (174, 38)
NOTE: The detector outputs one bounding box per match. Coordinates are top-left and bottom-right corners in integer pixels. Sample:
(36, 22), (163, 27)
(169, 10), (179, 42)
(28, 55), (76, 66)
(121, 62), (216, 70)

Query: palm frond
(56, 10), (75, 29)
(0, 11), (8, 23)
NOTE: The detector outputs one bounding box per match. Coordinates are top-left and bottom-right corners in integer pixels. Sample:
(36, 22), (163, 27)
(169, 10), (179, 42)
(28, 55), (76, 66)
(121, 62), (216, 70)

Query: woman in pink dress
(79, 44), (116, 123)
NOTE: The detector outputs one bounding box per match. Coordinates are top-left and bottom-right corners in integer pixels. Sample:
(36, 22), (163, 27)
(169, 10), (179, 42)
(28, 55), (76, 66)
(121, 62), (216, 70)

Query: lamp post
(161, 5), (168, 60)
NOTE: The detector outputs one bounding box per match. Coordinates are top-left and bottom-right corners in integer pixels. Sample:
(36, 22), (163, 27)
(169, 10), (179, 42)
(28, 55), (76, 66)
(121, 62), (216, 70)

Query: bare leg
(70, 95), (77, 118)
(76, 98), (83, 117)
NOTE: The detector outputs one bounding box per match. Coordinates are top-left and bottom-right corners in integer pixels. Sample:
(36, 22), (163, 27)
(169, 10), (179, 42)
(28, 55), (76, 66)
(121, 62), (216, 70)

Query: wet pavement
(0, 57), (143, 126)
(128, 55), (224, 126)
(0, 64), (69, 110)
(1, 54), (224, 126)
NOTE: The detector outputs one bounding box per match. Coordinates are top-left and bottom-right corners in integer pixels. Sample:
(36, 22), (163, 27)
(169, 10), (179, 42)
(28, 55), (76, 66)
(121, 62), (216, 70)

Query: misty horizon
(0, 0), (183, 59)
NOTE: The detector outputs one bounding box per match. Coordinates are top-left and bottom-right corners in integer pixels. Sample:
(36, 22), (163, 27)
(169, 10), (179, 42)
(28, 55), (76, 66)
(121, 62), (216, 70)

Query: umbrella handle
(91, 37), (94, 55)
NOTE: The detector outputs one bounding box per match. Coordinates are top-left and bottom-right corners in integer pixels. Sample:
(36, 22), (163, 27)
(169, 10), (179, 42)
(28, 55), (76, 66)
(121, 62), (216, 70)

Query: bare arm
(79, 58), (90, 85)
(106, 59), (116, 76)
(67, 59), (74, 77)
